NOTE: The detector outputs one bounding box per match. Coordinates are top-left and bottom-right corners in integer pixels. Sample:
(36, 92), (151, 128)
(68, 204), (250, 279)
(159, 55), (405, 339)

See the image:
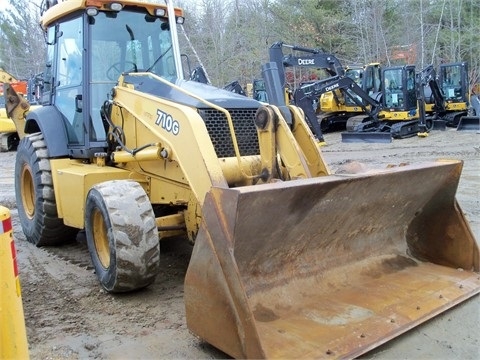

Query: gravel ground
(1, 128), (479, 359)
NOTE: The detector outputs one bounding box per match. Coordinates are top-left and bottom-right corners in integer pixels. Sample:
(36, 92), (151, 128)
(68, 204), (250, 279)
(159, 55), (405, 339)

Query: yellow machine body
(0, 107), (17, 134)
(0, 206), (30, 359)
(319, 89), (346, 113)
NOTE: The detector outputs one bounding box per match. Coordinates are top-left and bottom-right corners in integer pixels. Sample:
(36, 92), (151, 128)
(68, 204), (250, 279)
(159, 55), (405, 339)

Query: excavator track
(390, 120), (423, 138)
(342, 115), (392, 143)
(343, 115), (431, 142)
(345, 114), (371, 131)
(317, 112), (349, 132)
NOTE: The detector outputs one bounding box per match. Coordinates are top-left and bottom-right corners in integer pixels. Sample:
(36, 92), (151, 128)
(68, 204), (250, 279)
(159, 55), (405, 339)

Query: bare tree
(2, 0), (477, 91)
(0, 0), (45, 78)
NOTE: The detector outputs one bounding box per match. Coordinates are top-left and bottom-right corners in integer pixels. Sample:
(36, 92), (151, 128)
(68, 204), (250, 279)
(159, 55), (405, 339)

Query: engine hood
(121, 74), (260, 109)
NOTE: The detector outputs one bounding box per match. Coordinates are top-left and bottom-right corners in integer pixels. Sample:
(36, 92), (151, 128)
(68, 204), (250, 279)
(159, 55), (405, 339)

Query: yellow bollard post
(0, 205), (29, 359)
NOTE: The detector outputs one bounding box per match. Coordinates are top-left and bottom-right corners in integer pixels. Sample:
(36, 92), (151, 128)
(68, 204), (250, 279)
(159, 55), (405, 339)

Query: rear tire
(84, 180), (160, 292)
(15, 133), (77, 246)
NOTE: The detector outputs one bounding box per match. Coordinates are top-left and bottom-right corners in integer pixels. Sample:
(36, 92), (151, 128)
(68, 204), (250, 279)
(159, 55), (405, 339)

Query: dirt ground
(1, 128), (479, 359)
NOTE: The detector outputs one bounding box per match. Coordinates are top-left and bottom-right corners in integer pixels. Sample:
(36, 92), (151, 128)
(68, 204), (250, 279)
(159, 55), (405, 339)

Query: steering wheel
(106, 61), (137, 80)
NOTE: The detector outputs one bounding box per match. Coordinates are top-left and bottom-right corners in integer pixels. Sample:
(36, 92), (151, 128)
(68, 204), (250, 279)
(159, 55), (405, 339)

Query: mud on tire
(84, 180), (160, 292)
(15, 133), (77, 246)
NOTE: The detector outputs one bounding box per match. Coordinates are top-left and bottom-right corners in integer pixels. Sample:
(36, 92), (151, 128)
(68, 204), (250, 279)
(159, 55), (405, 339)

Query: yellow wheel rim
(92, 208), (110, 269)
(20, 164), (35, 219)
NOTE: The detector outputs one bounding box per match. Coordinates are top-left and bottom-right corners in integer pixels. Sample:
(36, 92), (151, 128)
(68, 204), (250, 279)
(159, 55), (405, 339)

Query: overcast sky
(0, 0), (8, 12)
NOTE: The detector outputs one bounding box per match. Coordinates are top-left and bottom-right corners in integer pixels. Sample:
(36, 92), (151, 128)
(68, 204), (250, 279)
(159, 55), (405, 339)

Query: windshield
(384, 68), (404, 108)
(440, 65), (463, 101)
(85, 8), (177, 143)
(90, 9), (177, 83)
(383, 68), (416, 109)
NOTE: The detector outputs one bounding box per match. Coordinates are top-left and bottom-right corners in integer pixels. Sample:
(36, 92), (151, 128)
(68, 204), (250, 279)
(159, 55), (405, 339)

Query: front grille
(200, 108), (260, 158)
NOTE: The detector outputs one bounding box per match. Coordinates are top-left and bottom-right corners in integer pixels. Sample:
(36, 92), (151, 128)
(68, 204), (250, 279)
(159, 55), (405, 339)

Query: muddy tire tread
(86, 180), (160, 292)
(15, 133), (77, 246)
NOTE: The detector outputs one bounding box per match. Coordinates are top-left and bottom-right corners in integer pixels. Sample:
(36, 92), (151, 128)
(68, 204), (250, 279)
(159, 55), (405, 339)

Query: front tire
(84, 180), (160, 292)
(15, 133), (77, 246)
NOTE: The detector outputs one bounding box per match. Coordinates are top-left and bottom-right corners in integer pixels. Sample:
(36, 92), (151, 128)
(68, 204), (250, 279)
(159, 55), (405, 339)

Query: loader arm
(4, 84), (29, 139)
(108, 72), (329, 237)
(0, 68), (18, 84)
(1, 69), (29, 149)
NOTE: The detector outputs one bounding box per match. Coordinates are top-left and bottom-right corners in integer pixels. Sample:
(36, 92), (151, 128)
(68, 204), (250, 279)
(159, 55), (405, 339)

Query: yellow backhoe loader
(6, 0), (479, 358)
(0, 69), (28, 151)
(1, 69), (41, 151)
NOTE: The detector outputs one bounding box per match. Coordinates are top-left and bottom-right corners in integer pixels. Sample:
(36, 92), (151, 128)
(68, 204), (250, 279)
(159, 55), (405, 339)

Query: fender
(25, 105), (69, 157)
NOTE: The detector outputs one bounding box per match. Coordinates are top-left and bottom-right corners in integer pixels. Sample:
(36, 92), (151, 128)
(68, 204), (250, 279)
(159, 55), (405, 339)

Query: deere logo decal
(297, 58), (315, 66)
(325, 83), (340, 92)
(156, 109), (180, 135)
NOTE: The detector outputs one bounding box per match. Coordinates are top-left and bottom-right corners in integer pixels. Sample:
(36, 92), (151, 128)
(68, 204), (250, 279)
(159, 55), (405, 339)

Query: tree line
(1, 0), (478, 91)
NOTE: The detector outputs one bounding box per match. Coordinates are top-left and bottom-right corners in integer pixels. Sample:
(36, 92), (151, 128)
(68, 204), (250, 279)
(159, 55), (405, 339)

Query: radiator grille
(200, 108), (260, 158)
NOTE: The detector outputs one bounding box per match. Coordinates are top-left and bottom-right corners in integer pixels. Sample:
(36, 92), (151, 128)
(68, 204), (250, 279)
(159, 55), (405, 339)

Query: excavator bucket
(185, 159), (479, 359)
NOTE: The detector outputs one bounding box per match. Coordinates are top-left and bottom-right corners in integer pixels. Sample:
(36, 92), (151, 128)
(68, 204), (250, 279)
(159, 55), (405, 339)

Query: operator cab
(40, 2), (183, 158)
(383, 66), (416, 111)
(344, 63), (382, 106)
(439, 62), (469, 103)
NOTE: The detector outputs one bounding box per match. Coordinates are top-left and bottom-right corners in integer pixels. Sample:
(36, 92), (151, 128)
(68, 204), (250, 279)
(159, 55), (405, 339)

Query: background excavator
(0, 69), (29, 151)
(5, 0), (479, 358)
(251, 78), (268, 102)
(418, 62), (478, 131)
(285, 60), (426, 142)
(247, 43), (369, 135)
(266, 42), (432, 143)
(0, 69), (42, 151)
(438, 62), (470, 127)
(459, 92), (480, 131)
(319, 62), (383, 132)
(267, 42), (345, 141)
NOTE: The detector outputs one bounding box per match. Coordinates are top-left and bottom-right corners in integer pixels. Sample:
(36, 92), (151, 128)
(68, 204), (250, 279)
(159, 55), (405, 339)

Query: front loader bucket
(185, 160), (479, 359)
(456, 116), (479, 131)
